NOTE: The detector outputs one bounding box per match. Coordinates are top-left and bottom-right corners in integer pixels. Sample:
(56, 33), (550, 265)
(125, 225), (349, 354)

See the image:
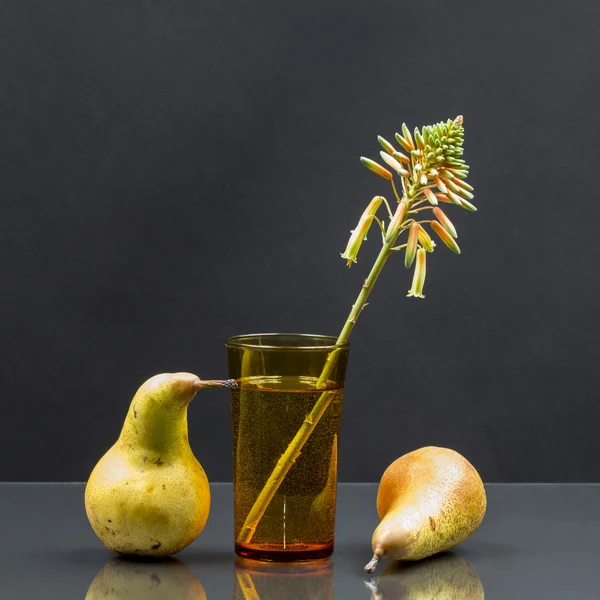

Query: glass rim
(225, 332), (349, 351)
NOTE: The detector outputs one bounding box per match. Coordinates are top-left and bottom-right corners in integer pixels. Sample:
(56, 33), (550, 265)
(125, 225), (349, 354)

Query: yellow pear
(365, 447), (486, 572)
(85, 372), (234, 556)
(367, 552), (484, 600)
(85, 556), (207, 600)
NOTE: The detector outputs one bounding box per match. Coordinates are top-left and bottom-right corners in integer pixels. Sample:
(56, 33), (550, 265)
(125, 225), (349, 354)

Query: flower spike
(237, 114), (477, 549)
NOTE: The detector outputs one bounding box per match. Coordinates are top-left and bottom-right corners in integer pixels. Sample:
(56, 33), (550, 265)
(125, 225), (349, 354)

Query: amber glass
(234, 557), (333, 600)
(226, 333), (350, 562)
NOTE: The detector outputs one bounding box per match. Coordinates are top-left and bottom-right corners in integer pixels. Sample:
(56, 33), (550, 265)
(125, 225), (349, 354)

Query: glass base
(235, 542), (333, 562)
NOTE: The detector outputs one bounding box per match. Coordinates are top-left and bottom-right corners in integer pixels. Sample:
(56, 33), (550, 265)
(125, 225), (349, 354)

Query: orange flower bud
(395, 133), (414, 153)
(430, 221), (461, 254)
(434, 177), (448, 194)
(392, 151), (411, 164)
(380, 151), (403, 174)
(405, 222), (419, 268)
(385, 201), (408, 243)
(423, 188), (438, 206)
(450, 177), (474, 192)
(360, 157), (393, 181)
(432, 207), (457, 238)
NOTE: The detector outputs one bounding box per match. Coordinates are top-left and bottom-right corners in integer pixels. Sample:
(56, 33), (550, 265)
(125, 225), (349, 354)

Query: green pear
(85, 372), (235, 556)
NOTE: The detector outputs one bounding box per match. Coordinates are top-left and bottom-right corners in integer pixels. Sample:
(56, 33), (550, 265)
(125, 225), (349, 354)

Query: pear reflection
(234, 557), (333, 600)
(86, 556), (207, 600)
(368, 553), (483, 600)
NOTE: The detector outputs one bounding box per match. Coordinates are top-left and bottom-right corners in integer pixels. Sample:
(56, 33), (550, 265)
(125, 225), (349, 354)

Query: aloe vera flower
(236, 115), (477, 547)
(407, 248), (427, 298)
(340, 196), (383, 266)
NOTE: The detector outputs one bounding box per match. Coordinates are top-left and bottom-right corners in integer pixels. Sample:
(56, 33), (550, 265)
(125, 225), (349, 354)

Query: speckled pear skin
(85, 557), (207, 600)
(370, 553), (484, 600)
(85, 373), (210, 557)
(372, 447), (486, 562)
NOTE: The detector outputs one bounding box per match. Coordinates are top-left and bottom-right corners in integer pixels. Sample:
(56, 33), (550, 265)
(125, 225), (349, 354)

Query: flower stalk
(236, 115), (476, 545)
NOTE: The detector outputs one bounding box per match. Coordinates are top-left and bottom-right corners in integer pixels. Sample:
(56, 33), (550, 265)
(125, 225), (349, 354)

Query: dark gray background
(1, 0), (598, 482)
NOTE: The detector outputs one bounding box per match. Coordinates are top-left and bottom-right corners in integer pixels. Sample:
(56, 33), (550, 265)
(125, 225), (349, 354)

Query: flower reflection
(366, 552), (483, 600)
(234, 557), (333, 600)
(85, 556), (206, 600)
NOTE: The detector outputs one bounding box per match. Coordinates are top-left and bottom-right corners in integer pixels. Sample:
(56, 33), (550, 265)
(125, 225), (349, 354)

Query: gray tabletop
(1, 483), (599, 599)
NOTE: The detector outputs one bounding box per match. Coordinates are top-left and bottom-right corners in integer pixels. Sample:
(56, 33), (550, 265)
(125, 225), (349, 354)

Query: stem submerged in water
(236, 198), (407, 545)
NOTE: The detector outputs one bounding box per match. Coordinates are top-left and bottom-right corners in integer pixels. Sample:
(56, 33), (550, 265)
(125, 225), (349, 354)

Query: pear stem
(236, 193), (408, 545)
(364, 554), (380, 573)
(199, 379), (238, 389)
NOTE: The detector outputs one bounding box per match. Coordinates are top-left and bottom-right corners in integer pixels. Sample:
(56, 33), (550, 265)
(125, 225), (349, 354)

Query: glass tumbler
(226, 333), (350, 561)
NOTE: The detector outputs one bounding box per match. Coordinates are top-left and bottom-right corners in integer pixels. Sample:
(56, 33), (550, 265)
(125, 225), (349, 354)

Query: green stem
(236, 197), (406, 545)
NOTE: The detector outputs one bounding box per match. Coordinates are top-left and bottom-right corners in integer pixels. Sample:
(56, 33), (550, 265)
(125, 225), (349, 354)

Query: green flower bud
(459, 199), (478, 211)
(414, 129), (425, 150)
(395, 133), (414, 153)
(445, 179), (474, 200)
(446, 169), (469, 179)
(402, 123), (414, 149)
(378, 136), (396, 155)
(447, 190), (464, 205)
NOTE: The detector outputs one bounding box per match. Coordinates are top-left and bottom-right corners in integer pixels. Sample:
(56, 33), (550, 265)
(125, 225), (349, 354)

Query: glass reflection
(85, 556), (206, 599)
(234, 557), (333, 600)
(366, 552), (483, 600)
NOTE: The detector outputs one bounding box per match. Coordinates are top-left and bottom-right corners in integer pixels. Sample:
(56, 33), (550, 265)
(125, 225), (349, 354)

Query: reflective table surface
(1, 483), (599, 599)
